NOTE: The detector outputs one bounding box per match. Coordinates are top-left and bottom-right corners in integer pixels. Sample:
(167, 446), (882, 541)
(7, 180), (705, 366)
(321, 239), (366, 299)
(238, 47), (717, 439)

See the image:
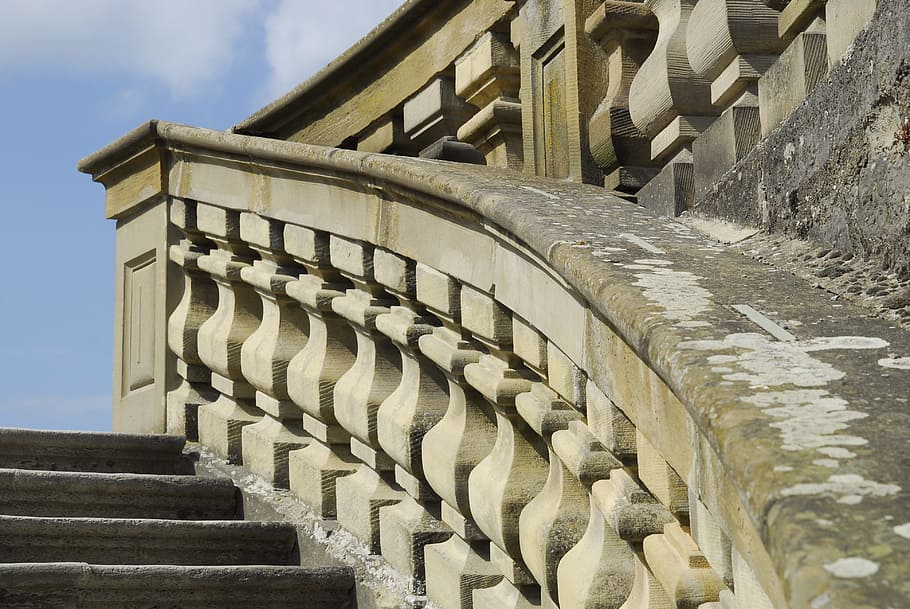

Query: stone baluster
(455, 31), (524, 170)
(166, 199), (218, 440)
(372, 249), (453, 593)
(687, 0), (785, 201)
(628, 0), (718, 216)
(585, 1), (660, 193)
(403, 77), (476, 152)
(644, 522), (727, 607)
(558, 468), (675, 609)
(758, 0), (828, 135)
(195, 204), (263, 463)
(329, 235), (405, 553)
(418, 264), (500, 609)
(515, 387), (587, 609)
(283, 225), (359, 517)
(418, 265), (496, 526)
(464, 286), (547, 592)
(236, 213), (310, 487)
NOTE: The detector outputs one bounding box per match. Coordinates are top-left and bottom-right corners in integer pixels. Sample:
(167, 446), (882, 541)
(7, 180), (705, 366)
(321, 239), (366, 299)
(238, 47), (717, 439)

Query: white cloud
(0, 0), (259, 97)
(263, 0), (404, 99)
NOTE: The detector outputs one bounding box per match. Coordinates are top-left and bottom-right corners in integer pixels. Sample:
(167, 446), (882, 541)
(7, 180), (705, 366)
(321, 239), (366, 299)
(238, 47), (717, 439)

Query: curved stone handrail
(80, 120), (910, 609)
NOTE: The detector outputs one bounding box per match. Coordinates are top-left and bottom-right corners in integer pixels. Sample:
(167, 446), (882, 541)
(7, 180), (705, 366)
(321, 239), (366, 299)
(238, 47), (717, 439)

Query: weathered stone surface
(0, 427), (192, 474)
(0, 469), (239, 520)
(698, 0), (910, 275)
(83, 118), (910, 609)
(0, 564), (355, 609)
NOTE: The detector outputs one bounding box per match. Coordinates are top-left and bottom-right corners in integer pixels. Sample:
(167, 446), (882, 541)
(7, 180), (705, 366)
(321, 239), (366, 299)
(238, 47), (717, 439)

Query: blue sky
(0, 0), (403, 431)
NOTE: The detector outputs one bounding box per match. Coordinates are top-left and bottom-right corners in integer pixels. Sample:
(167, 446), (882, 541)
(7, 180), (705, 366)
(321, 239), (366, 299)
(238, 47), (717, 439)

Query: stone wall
(694, 0), (910, 275)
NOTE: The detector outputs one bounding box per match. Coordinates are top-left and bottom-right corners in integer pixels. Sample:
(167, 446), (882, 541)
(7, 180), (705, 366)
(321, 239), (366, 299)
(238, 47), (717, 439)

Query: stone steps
(0, 427), (194, 474)
(0, 515), (300, 565)
(0, 428), (355, 608)
(0, 563), (354, 609)
(0, 469), (241, 519)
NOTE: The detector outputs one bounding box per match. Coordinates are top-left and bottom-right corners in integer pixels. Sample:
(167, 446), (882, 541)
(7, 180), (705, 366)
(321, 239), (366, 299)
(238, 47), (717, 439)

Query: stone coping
(80, 121), (910, 607)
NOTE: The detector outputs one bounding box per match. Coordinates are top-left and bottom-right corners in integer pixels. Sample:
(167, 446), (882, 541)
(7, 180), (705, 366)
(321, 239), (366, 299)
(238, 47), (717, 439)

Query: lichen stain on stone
(744, 389), (868, 452)
(783, 474), (900, 504)
(679, 332), (896, 484)
(680, 333), (888, 388)
(822, 556), (880, 578)
(680, 332), (888, 387)
(893, 522), (910, 539)
(878, 356), (910, 369)
(629, 262), (713, 324)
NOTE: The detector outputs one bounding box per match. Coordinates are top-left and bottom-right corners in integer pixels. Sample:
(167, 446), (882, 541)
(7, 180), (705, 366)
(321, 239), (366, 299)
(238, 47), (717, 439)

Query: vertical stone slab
(758, 8), (828, 136)
(113, 199), (179, 433)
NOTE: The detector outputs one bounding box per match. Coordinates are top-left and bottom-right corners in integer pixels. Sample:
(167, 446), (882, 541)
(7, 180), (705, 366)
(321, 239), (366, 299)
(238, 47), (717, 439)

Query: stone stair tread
(0, 427), (193, 474)
(0, 516), (299, 566)
(0, 468), (240, 519)
(0, 562), (354, 609)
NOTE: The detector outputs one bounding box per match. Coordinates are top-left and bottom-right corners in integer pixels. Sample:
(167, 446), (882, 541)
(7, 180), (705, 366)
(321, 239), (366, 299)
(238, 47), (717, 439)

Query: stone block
(283, 225), (329, 266)
(651, 116), (715, 163)
(693, 99), (761, 199)
(240, 415), (309, 488)
(419, 136), (486, 165)
(758, 23), (828, 136)
(455, 32), (520, 109)
(379, 497), (452, 594)
(585, 381), (636, 463)
(424, 536), (503, 609)
(329, 235), (373, 280)
(512, 316), (547, 376)
(544, 342), (584, 406)
(403, 78), (474, 147)
(636, 153), (695, 217)
(357, 116), (410, 154)
(288, 441), (359, 518)
(239, 212), (283, 251)
(636, 431), (688, 518)
(373, 248), (415, 297)
(416, 262), (460, 319)
(335, 466), (405, 553)
(826, 0), (877, 65)
(460, 285), (512, 346)
(197, 395), (261, 464)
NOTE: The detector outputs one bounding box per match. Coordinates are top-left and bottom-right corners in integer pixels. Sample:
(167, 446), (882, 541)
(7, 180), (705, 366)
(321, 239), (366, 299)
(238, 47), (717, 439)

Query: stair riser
(0, 564), (355, 609)
(0, 519), (299, 566)
(0, 471), (239, 520)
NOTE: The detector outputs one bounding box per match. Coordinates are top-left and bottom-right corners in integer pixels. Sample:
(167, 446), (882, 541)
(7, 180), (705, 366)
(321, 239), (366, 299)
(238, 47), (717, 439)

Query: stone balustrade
(231, 0), (880, 223)
(80, 120), (910, 609)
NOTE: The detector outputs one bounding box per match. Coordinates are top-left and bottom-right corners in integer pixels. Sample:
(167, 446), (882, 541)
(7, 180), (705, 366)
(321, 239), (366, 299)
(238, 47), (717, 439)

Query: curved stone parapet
(80, 120), (910, 609)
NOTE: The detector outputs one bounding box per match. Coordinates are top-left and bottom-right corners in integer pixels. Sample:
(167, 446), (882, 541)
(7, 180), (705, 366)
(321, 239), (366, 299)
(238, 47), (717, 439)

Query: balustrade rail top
(80, 119), (910, 607)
